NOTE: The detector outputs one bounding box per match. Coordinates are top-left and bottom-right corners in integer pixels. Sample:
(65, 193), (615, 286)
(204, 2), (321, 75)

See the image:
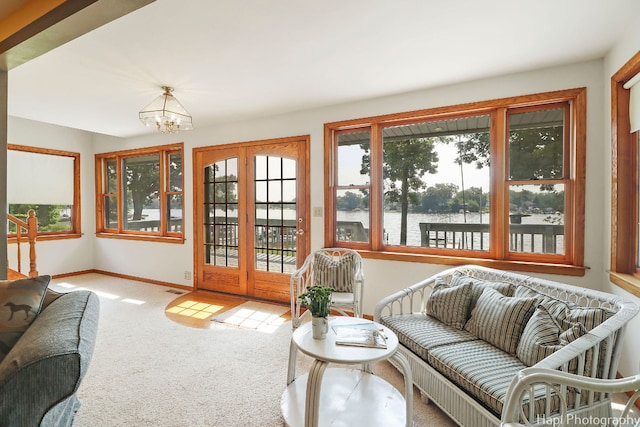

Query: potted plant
(298, 285), (333, 339)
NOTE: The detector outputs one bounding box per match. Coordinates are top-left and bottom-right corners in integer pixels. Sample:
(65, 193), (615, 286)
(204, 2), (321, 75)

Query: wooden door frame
(192, 135), (311, 297)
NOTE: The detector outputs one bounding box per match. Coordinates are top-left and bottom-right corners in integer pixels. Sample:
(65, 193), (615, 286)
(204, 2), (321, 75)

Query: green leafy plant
(298, 285), (333, 318)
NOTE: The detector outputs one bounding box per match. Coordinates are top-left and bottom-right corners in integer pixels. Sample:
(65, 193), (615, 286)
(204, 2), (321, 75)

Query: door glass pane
(204, 158), (239, 267)
(254, 155), (297, 274)
(508, 184), (565, 255)
(382, 115), (491, 251)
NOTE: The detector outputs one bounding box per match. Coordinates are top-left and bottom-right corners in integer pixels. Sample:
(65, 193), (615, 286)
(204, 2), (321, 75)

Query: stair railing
(7, 210), (38, 277)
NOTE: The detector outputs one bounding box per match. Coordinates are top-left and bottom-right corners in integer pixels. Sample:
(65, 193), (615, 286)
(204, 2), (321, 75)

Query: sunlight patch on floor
(220, 307), (287, 333)
(53, 281), (140, 303)
(166, 300), (224, 320)
(122, 298), (145, 305)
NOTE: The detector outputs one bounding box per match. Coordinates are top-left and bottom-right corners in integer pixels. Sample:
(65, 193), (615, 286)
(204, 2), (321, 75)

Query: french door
(193, 136), (309, 303)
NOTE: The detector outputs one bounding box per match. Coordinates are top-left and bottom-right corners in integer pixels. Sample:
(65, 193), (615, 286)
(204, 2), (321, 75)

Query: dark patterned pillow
(425, 280), (473, 330)
(464, 288), (537, 354)
(0, 275), (51, 360)
(313, 252), (356, 293)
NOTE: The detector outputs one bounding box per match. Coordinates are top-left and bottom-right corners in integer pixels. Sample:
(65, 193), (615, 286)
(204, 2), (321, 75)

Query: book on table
(332, 322), (387, 349)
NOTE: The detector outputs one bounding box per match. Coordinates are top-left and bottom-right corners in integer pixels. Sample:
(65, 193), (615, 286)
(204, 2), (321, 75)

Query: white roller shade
(624, 73), (640, 132)
(7, 150), (74, 205)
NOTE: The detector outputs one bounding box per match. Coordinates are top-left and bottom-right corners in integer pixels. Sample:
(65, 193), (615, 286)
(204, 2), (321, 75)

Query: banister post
(27, 210), (38, 277)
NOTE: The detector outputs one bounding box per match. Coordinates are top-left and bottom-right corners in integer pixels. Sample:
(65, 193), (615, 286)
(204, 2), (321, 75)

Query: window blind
(7, 149), (74, 204)
(623, 72), (640, 132)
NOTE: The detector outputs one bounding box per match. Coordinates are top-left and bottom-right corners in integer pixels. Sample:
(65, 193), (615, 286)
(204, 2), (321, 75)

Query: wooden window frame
(324, 88), (587, 276)
(95, 143), (184, 243)
(610, 52), (640, 298)
(8, 144), (81, 241)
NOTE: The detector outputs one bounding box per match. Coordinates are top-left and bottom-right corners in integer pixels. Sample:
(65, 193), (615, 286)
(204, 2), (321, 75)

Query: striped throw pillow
(425, 281), (474, 330)
(313, 252), (356, 293)
(465, 288), (537, 354)
(516, 306), (562, 366)
(451, 272), (514, 314)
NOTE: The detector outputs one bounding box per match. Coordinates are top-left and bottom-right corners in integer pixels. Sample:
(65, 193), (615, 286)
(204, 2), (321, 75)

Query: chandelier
(139, 86), (193, 133)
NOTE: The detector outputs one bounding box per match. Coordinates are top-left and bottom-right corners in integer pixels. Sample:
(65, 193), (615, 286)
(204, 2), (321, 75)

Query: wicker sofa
(374, 265), (639, 427)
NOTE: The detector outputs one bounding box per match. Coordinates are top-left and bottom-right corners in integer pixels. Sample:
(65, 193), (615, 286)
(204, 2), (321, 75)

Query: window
(7, 145), (80, 239)
(325, 89), (586, 275)
(611, 52), (640, 297)
(95, 143), (184, 242)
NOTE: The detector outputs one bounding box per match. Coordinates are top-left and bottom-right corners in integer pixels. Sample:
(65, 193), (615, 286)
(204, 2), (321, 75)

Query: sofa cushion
(0, 275), (50, 361)
(425, 280), (473, 329)
(464, 288), (538, 354)
(426, 339), (558, 416)
(379, 313), (478, 359)
(313, 252), (356, 293)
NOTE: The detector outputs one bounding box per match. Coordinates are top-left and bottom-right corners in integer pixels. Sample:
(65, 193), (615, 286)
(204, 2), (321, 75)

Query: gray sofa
(0, 289), (99, 426)
(374, 265), (639, 427)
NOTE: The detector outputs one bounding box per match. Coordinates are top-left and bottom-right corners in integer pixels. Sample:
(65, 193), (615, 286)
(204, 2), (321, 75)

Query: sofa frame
(374, 265), (639, 427)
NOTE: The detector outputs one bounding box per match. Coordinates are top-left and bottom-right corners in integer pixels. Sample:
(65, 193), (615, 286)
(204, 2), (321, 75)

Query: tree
(419, 183), (458, 213)
(362, 138), (439, 245)
(509, 126), (563, 182)
(125, 159), (160, 220)
(336, 191), (363, 211)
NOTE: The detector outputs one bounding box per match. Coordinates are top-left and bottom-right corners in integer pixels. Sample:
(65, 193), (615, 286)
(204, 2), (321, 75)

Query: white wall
(7, 117), (96, 275)
(91, 59), (607, 312)
(5, 42), (637, 377)
(603, 32), (640, 377)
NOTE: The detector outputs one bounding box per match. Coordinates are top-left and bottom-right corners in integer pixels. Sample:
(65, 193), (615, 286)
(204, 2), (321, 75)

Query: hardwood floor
(164, 290), (291, 328)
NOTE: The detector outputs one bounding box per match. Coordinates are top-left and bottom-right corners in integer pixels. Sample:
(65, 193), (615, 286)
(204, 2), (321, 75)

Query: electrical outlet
(313, 207), (323, 217)
(184, 271), (191, 280)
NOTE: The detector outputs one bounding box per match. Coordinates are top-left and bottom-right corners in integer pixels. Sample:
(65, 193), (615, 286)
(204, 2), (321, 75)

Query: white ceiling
(6, 0), (640, 138)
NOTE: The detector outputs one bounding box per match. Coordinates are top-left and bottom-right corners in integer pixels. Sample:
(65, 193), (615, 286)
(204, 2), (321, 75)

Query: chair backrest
(310, 248), (363, 293)
(290, 248), (364, 328)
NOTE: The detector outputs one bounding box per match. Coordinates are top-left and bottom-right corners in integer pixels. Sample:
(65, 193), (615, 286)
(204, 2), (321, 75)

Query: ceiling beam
(0, 0), (154, 71)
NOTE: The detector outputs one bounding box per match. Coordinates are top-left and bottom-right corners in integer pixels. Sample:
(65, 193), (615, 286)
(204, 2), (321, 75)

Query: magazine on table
(332, 322), (387, 349)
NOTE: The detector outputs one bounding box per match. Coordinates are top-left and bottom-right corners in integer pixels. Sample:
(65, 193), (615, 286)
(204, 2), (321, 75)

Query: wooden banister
(6, 210), (38, 277)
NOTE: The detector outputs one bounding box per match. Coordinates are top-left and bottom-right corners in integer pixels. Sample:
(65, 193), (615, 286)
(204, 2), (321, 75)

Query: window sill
(609, 272), (640, 298)
(358, 250), (587, 277)
(96, 233), (185, 244)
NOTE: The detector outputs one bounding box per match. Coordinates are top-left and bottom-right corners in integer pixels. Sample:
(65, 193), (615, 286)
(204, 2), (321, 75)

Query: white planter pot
(311, 316), (328, 340)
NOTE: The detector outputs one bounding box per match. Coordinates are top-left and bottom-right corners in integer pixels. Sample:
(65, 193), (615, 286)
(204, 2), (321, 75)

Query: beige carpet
(50, 273), (457, 427)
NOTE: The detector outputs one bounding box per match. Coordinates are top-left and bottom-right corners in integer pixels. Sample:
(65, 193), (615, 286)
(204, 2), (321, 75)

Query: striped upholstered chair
(290, 248), (364, 329)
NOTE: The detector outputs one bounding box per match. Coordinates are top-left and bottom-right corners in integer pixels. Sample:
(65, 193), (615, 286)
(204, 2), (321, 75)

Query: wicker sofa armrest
(374, 273), (441, 320)
(500, 293), (640, 426)
(501, 368), (640, 427)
